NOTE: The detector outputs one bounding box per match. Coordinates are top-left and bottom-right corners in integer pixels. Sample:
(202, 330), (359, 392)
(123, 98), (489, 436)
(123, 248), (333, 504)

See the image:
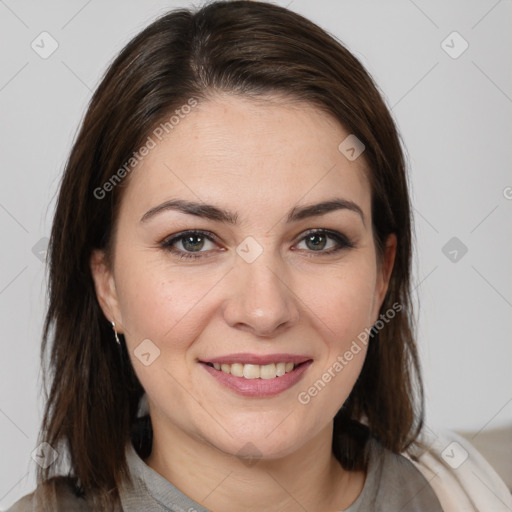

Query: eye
(160, 228), (354, 261)
(294, 229), (354, 256)
(161, 230), (219, 260)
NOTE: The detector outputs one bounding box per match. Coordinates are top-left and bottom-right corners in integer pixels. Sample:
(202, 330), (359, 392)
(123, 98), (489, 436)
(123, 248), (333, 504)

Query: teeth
(209, 361), (299, 379)
(243, 364), (260, 379)
(231, 363), (244, 377)
(260, 363), (276, 380)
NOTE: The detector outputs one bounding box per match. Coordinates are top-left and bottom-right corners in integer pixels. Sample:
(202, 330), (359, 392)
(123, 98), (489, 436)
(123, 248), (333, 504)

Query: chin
(202, 422), (312, 462)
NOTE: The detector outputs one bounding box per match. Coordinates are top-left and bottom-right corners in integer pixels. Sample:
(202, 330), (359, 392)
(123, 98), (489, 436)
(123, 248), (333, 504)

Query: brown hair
(38, 1), (423, 509)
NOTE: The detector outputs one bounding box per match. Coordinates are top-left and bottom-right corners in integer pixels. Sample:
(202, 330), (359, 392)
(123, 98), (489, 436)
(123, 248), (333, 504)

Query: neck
(145, 415), (365, 512)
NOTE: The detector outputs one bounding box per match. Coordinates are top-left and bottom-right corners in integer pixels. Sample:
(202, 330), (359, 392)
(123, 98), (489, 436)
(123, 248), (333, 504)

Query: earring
(111, 321), (121, 345)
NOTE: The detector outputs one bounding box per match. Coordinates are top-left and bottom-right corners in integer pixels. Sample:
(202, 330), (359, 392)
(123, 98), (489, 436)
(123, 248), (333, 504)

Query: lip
(199, 353), (312, 365)
(199, 359), (313, 398)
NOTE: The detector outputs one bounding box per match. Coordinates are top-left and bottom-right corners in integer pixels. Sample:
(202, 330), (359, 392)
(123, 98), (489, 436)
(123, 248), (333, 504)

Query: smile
(199, 354), (313, 397)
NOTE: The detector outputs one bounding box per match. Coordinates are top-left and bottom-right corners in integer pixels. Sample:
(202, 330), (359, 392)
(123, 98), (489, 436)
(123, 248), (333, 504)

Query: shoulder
(361, 436), (445, 511)
(404, 428), (512, 512)
(6, 476), (92, 512)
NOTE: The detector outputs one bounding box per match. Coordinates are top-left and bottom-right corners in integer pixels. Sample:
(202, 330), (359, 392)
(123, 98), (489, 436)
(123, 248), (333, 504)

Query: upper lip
(200, 353), (313, 365)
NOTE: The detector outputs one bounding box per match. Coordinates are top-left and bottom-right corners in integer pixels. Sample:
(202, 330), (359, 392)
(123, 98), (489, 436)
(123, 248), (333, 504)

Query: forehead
(121, 94), (371, 223)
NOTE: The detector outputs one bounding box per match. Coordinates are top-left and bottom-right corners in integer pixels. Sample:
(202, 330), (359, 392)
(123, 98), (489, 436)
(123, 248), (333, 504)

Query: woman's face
(91, 93), (395, 460)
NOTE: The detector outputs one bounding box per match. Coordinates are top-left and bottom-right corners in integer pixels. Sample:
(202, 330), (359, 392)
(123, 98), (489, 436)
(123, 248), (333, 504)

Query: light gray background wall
(1, 0), (511, 508)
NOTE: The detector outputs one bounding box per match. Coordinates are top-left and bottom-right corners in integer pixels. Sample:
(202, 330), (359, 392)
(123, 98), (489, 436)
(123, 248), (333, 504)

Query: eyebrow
(140, 198), (365, 226)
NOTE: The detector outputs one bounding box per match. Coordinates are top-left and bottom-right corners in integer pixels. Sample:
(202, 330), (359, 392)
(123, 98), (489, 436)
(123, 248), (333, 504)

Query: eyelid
(294, 228), (353, 246)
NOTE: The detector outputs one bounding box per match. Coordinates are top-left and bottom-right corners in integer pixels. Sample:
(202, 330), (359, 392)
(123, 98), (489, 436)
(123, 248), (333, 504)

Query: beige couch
(457, 425), (512, 492)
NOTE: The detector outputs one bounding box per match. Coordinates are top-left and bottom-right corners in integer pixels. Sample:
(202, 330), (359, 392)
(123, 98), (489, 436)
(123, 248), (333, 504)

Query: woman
(8, 1), (511, 511)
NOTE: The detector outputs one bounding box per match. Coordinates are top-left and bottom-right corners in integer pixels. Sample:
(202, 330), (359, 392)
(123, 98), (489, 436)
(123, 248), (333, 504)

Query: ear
(371, 233), (397, 320)
(90, 249), (124, 333)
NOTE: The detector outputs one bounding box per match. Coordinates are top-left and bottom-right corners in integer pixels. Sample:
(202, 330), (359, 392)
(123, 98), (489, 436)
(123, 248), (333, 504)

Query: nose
(222, 251), (301, 338)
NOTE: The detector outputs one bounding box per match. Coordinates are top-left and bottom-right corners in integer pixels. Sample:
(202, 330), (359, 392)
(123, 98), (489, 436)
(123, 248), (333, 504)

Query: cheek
(115, 254), (222, 346)
(304, 258), (378, 344)
(294, 259), (376, 406)
(114, 258), (214, 420)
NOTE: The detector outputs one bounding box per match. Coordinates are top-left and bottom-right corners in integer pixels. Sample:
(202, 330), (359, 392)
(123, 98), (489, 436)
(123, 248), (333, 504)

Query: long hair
(38, 1), (423, 509)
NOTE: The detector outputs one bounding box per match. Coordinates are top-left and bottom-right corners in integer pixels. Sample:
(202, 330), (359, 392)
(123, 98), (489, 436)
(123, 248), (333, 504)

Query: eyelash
(160, 229), (355, 261)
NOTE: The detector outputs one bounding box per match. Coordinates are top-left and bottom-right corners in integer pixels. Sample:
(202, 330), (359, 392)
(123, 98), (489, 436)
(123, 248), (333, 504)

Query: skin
(90, 93), (396, 512)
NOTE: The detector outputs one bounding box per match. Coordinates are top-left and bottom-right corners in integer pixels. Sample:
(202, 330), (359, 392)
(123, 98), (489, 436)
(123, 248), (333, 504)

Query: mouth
(198, 354), (313, 397)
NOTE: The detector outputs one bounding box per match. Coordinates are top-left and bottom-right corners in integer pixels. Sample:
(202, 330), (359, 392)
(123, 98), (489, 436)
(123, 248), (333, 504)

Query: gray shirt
(7, 437), (444, 511)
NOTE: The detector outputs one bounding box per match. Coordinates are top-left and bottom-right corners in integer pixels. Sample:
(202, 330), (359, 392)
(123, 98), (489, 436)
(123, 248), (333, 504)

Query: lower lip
(199, 361), (313, 398)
